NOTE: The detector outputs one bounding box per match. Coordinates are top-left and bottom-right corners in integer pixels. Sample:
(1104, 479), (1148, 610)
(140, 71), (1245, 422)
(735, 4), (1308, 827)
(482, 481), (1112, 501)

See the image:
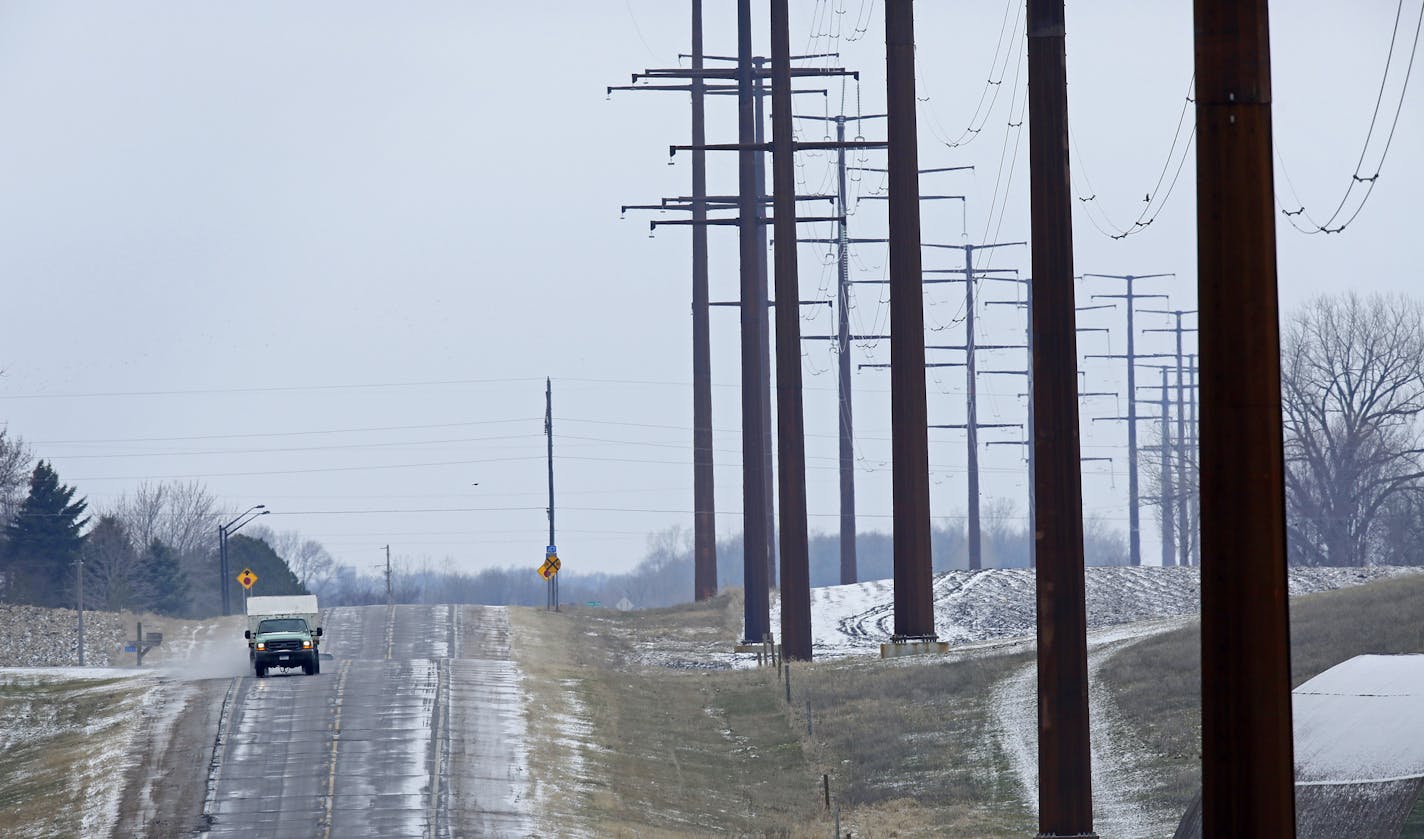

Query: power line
(31, 417), (540, 446)
(1277, 0), (1424, 234)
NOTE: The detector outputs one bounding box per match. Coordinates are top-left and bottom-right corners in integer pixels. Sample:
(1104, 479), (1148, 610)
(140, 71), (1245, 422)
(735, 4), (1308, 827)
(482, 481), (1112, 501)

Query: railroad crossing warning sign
(237, 568), (258, 590)
(538, 554), (561, 580)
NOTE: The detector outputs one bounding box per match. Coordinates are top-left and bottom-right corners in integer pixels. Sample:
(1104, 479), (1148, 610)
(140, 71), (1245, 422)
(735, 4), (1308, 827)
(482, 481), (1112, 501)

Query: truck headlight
(255, 642), (266, 651)
(302, 640), (312, 649)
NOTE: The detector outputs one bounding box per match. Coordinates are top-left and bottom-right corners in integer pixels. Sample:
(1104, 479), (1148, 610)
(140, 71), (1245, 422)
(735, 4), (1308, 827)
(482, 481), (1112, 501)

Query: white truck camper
(245, 595), (323, 677)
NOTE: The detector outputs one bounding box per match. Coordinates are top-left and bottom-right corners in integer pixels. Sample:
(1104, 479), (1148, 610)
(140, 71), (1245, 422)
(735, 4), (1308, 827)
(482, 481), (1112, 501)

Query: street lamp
(218, 504), (269, 616)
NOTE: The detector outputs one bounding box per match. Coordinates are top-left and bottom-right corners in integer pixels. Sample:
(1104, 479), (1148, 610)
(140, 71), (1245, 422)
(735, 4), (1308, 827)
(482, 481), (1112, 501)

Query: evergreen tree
(137, 540), (189, 616)
(1, 461), (88, 607)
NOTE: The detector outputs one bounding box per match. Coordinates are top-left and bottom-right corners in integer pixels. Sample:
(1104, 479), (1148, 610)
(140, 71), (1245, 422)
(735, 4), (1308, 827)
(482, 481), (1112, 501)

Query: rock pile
(0, 604), (130, 667)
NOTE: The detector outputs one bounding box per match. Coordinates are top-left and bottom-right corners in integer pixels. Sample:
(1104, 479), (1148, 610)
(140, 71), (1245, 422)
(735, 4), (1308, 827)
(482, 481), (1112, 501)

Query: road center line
(321, 660), (352, 839)
(386, 605), (396, 661)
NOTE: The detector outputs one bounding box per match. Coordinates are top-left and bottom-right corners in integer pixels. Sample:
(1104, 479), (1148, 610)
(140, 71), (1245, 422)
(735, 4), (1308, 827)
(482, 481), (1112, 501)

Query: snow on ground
(0, 667), (164, 838)
(1294, 654), (1424, 784)
(766, 565), (1418, 660)
(991, 619), (1192, 839)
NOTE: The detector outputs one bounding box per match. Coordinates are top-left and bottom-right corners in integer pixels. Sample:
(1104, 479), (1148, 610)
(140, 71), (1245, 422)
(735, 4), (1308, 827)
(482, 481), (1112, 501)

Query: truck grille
(266, 639), (303, 653)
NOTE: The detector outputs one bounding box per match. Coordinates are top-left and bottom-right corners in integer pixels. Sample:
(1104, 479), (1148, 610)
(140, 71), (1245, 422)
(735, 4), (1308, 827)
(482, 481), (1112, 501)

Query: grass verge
(1099, 571), (1424, 822)
(0, 675), (150, 838)
(511, 593), (1034, 837)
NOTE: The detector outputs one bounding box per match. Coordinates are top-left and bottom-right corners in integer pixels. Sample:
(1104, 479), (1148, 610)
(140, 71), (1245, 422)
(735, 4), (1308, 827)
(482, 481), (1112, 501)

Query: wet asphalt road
(200, 605), (532, 838)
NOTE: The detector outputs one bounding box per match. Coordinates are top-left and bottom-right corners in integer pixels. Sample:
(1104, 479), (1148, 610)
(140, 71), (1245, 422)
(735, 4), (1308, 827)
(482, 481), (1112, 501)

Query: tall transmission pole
(792, 112), (886, 587)
(1187, 354), (1200, 565)
(643, 19), (870, 643)
(607, 1), (718, 602)
(885, 0), (934, 641)
(735, 0), (771, 643)
(926, 242), (1026, 570)
(1144, 309), (1199, 567)
(1155, 367), (1175, 568)
(769, 0), (811, 661)
(1026, 0), (1097, 834)
(1195, 2), (1295, 832)
(753, 65), (777, 590)
(1083, 273), (1172, 566)
(688, 0), (715, 601)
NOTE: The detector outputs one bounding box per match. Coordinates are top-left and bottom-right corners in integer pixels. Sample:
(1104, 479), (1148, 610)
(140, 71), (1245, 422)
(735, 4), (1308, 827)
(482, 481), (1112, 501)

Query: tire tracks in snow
(990, 619), (1189, 839)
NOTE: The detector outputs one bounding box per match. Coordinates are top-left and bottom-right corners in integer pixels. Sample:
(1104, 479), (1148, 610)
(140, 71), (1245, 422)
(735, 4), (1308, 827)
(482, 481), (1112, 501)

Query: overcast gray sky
(0, 2), (1418, 578)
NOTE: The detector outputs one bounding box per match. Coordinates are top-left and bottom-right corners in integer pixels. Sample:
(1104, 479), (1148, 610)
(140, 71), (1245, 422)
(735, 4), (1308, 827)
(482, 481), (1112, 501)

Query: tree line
(0, 454), (311, 616)
(3, 291), (1422, 614)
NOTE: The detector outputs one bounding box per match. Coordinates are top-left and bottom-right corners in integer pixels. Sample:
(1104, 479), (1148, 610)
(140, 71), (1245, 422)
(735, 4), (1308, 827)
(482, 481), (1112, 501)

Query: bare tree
(1282, 292), (1424, 566)
(0, 427), (32, 528)
(83, 516), (142, 612)
(111, 480), (223, 556)
(982, 498), (1031, 568)
(248, 526), (338, 593)
(109, 481), (225, 615)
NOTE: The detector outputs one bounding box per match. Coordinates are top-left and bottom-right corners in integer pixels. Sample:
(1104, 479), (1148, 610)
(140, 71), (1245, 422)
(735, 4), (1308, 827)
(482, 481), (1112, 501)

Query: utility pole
(770, 0), (811, 661)
(75, 557), (84, 666)
(611, 14), (830, 608)
(218, 525), (228, 616)
(885, 0), (935, 641)
(642, 24), (861, 642)
(753, 63), (777, 591)
(607, 1), (717, 602)
(546, 377), (558, 612)
(384, 544), (393, 606)
(689, 1), (715, 601)
(1157, 367), (1175, 568)
(736, 0), (771, 643)
(1195, 2), (1295, 830)
(1144, 309), (1199, 567)
(926, 242), (1026, 570)
(1188, 354), (1200, 565)
(1083, 273), (1172, 566)
(793, 112), (887, 587)
(1026, 0), (1097, 834)
(811, 247), (1018, 571)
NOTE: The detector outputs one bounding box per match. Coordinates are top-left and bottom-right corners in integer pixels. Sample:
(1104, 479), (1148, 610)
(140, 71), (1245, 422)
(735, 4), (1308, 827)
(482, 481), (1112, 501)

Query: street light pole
(219, 505), (269, 616)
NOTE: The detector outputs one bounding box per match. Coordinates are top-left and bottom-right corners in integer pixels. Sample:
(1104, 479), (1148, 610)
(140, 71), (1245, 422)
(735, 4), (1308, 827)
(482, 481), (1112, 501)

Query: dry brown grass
(511, 593), (830, 836)
(510, 593), (1034, 837)
(0, 676), (148, 838)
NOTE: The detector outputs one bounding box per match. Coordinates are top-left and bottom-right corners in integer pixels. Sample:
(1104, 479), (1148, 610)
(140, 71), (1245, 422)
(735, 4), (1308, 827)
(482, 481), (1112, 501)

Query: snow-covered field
(767, 565), (1418, 659)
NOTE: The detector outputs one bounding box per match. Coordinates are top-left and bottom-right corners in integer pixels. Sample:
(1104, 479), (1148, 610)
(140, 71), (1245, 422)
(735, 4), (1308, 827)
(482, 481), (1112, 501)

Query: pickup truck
(245, 595), (323, 677)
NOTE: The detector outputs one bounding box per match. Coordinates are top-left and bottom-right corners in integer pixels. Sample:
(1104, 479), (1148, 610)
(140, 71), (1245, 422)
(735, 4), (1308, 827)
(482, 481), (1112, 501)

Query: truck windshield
(257, 618), (308, 634)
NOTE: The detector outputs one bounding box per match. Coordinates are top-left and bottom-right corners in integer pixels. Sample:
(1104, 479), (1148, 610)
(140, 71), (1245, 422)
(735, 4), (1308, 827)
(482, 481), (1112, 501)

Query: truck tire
(312, 655), (321, 675)
(255, 664), (267, 679)
(302, 660), (314, 676)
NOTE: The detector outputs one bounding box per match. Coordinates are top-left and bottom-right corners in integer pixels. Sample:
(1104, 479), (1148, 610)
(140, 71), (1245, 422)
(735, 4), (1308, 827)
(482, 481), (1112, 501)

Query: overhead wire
(1277, 0), (1423, 234)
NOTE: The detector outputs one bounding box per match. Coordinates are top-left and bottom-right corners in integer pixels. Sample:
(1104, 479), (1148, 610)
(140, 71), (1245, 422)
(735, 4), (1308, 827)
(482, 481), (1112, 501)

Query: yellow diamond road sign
(237, 568), (258, 590)
(538, 556), (561, 580)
